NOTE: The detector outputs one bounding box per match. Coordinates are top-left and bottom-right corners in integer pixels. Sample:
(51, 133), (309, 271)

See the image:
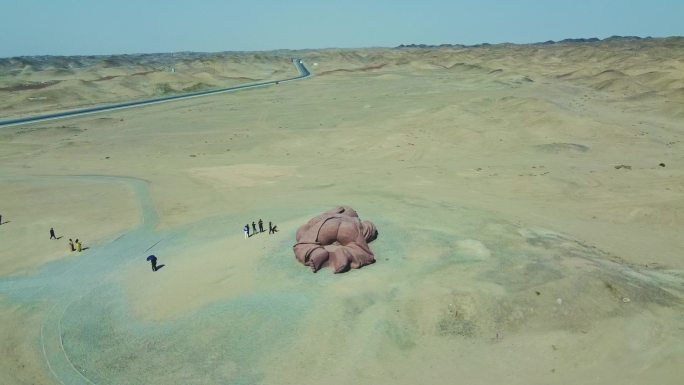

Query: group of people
(243, 218), (278, 238)
(1, 216), (142, 270)
(48, 226), (84, 252)
(67, 237), (84, 252)
(2, 212), (280, 274)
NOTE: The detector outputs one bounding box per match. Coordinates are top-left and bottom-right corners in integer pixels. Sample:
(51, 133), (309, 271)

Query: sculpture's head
(362, 220), (378, 243)
(328, 206), (359, 218)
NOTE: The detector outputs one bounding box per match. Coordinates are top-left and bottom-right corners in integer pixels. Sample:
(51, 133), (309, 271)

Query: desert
(1, 37), (683, 384)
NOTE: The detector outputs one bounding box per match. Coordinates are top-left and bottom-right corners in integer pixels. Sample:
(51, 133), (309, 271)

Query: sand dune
(0, 38), (683, 384)
(3, 38), (683, 119)
(0, 52), (297, 118)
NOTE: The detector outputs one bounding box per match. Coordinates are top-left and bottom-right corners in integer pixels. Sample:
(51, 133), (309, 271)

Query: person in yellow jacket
(75, 239), (82, 252)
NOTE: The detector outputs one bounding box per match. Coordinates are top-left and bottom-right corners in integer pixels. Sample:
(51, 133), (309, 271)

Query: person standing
(258, 219), (264, 233)
(49, 227), (57, 239)
(244, 224), (250, 239)
(68, 238), (75, 252)
(0, 213), (3, 225)
(268, 221), (273, 234)
(75, 239), (82, 252)
(252, 221), (257, 234)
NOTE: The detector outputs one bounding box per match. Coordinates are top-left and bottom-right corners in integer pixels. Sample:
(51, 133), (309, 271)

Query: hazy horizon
(1, 34), (683, 59)
(1, 0), (683, 58)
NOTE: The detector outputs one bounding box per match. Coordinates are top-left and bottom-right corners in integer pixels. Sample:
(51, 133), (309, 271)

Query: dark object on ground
(293, 206), (378, 274)
(659, 163), (666, 167)
(614, 164), (632, 170)
(50, 227), (56, 239)
(147, 255), (158, 271)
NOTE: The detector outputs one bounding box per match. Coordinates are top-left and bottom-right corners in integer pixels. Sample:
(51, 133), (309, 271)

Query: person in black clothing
(268, 221), (273, 234)
(252, 221), (257, 234)
(49, 227), (57, 239)
(147, 255), (158, 272)
(258, 219), (264, 233)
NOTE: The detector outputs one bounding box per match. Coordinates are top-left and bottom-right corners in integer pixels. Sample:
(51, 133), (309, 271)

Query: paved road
(0, 58), (311, 128)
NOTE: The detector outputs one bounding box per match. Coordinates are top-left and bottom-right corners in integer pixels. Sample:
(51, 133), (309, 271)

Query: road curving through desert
(0, 58), (310, 128)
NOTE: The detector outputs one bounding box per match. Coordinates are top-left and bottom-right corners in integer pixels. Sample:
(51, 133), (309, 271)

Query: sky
(1, 0), (683, 57)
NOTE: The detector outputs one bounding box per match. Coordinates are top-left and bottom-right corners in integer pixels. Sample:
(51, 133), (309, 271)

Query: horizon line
(1, 34), (682, 60)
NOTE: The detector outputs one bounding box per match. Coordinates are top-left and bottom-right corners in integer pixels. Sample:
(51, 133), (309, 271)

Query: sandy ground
(0, 177), (139, 275)
(1, 39), (683, 384)
(0, 52), (296, 118)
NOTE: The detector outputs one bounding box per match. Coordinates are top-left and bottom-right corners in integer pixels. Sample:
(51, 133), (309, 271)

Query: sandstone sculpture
(293, 206), (378, 273)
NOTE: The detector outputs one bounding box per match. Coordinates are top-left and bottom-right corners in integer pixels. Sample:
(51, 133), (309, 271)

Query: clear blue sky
(1, 0), (682, 57)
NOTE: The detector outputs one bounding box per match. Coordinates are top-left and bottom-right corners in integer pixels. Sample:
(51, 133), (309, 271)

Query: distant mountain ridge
(0, 51), (292, 71)
(396, 35), (682, 49)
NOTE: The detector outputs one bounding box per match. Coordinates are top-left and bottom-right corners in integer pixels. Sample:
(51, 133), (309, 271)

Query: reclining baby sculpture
(293, 206), (378, 273)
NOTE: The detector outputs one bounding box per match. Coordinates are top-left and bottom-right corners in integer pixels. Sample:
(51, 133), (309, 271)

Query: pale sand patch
(376, 73), (404, 80)
(188, 164), (297, 188)
(454, 239), (491, 260)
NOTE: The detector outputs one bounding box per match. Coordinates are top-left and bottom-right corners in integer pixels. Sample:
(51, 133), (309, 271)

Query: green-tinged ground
(1, 42), (683, 384)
